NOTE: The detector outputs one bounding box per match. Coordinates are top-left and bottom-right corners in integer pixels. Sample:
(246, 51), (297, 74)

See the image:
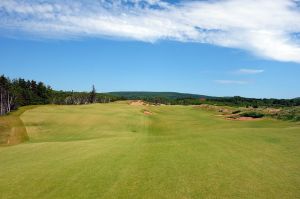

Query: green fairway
(0, 102), (300, 199)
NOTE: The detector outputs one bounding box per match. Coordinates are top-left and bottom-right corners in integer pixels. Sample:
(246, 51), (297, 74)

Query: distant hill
(108, 91), (213, 100)
(108, 92), (300, 107)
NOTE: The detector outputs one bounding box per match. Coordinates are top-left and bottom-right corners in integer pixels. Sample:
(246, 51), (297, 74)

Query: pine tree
(89, 85), (96, 103)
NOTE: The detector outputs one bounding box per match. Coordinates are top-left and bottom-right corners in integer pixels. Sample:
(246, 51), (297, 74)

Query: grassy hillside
(0, 102), (299, 198)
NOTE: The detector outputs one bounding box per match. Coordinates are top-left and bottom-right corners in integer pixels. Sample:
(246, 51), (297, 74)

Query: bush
(240, 112), (264, 118)
(273, 107), (300, 121)
(232, 110), (241, 114)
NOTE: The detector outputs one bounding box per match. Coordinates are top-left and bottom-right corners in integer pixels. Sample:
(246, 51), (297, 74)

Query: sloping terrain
(0, 102), (299, 199)
(0, 106), (33, 146)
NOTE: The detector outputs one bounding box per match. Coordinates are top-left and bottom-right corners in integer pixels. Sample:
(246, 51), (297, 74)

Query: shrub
(274, 107), (300, 121)
(240, 112), (264, 118)
(232, 110), (241, 114)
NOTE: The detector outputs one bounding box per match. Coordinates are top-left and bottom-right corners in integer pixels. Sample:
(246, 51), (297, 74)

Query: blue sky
(1, 0), (300, 98)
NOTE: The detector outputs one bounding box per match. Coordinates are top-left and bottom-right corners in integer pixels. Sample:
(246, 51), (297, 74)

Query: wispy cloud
(1, 0), (300, 63)
(236, 69), (264, 74)
(215, 80), (249, 85)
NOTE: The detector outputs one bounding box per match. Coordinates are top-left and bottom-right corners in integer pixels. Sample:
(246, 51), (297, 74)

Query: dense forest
(0, 75), (121, 115)
(1, 75), (299, 116)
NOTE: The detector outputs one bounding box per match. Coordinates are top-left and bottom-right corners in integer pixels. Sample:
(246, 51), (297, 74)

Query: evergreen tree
(89, 85), (96, 103)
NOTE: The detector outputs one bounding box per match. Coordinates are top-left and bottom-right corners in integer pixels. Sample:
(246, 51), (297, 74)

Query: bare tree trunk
(9, 96), (13, 113)
(5, 90), (8, 114)
(0, 87), (2, 115)
(7, 92), (11, 113)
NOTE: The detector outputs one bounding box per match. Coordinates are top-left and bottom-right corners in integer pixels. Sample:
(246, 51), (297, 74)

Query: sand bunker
(143, 110), (152, 115)
(216, 113), (262, 121)
(129, 100), (147, 106)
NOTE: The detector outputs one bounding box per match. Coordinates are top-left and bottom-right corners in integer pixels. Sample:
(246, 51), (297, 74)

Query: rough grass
(0, 106), (35, 146)
(0, 102), (299, 199)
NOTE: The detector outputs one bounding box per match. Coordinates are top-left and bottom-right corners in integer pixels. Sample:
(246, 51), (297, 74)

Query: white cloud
(236, 69), (264, 74)
(0, 0), (300, 63)
(215, 80), (248, 85)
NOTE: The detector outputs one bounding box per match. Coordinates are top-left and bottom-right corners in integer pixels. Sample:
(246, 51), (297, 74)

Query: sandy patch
(144, 110), (152, 115)
(129, 100), (146, 106)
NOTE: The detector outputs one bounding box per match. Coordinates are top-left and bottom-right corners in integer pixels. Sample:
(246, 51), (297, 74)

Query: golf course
(0, 101), (299, 199)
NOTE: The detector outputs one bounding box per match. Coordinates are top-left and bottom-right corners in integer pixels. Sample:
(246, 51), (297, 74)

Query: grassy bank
(0, 106), (37, 146)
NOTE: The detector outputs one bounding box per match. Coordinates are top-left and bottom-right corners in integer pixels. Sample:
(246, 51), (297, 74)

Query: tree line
(118, 95), (300, 107)
(0, 75), (121, 115)
(1, 74), (299, 116)
(0, 75), (52, 115)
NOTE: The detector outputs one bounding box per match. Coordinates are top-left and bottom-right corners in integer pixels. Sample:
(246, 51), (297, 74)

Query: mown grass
(0, 102), (299, 199)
